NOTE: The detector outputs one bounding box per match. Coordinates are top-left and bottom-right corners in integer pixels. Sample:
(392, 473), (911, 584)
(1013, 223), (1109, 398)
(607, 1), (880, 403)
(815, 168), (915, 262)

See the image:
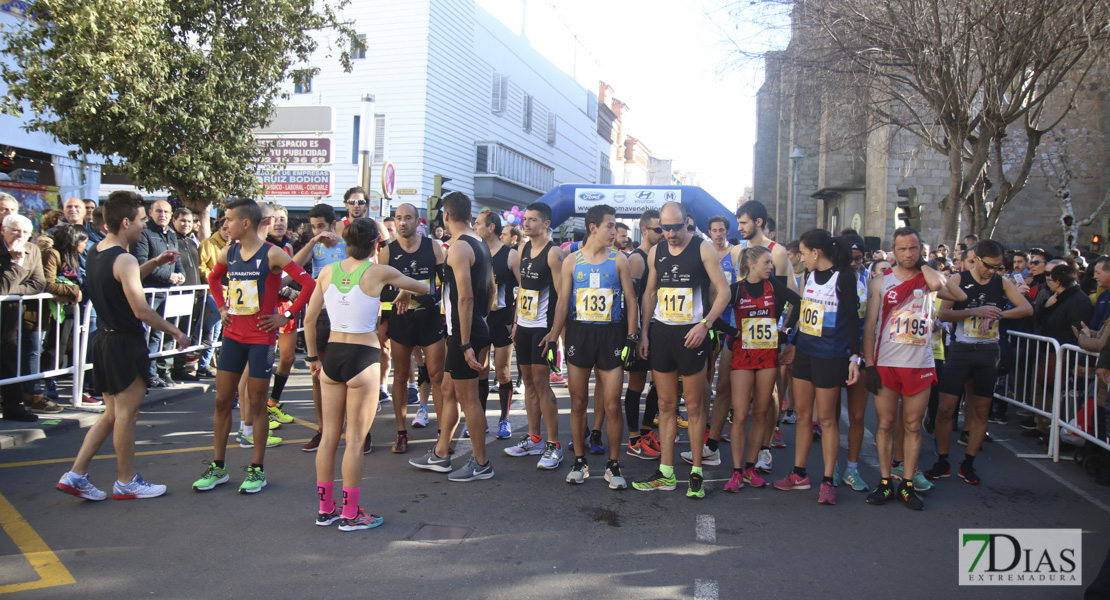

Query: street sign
(395, 188), (418, 196)
(382, 161), (396, 198)
(260, 169), (332, 196)
(261, 138), (331, 165)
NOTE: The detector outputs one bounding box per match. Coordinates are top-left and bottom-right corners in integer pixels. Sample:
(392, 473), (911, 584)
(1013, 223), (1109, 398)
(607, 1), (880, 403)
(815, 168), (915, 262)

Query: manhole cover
(407, 523), (473, 544)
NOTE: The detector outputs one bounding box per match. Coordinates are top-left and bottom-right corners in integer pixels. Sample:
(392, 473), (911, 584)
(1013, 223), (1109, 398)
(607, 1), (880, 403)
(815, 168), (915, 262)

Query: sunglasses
(647, 227), (663, 234)
(346, 200), (367, 206)
(979, 258), (1004, 270)
(1029, 260), (1044, 266)
(660, 223), (685, 233)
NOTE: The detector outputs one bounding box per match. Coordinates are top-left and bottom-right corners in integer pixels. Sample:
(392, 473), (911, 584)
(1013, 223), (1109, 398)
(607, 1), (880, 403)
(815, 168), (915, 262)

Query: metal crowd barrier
(993, 330), (1062, 461)
(1057, 343), (1109, 454)
(0, 292), (83, 394)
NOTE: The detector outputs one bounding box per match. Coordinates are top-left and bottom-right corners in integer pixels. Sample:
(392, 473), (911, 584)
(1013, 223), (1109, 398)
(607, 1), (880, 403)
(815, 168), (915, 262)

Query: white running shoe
(504, 435), (545, 456)
(755, 448), (773, 473)
(412, 404), (429, 428)
(680, 445), (722, 466)
(537, 442), (563, 470)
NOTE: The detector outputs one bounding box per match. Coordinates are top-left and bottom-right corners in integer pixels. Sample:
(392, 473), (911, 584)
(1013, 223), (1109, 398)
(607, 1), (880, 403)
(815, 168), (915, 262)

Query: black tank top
(952, 270), (1006, 345)
(490, 244), (514, 314)
(652, 237), (710, 325)
(518, 240), (558, 328)
(444, 234), (491, 340)
(631, 247), (648, 303)
(383, 236), (438, 310)
(86, 245), (144, 334)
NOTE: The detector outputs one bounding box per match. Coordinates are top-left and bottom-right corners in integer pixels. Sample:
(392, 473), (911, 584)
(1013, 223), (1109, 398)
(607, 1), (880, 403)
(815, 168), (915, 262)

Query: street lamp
(789, 146), (804, 239)
(359, 94), (375, 212)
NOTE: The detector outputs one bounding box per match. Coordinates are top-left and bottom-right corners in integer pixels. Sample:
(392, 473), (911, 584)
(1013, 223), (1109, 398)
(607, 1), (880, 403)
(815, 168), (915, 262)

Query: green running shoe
(633, 469), (677, 492)
(237, 430), (283, 448)
(686, 472), (706, 499)
(192, 461), (229, 491)
(239, 466), (267, 494)
(268, 416), (281, 430)
(267, 404), (294, 424)
(910, 468), (934, 492)
(890, 464), (905, 480)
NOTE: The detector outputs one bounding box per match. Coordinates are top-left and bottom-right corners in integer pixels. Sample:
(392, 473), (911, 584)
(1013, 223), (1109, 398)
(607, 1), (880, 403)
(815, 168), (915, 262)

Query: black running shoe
(898, 482), (924, 510)
(959, 463), (980, 485)
(866, 479), (894, 505)
(924, 460), (950, 480)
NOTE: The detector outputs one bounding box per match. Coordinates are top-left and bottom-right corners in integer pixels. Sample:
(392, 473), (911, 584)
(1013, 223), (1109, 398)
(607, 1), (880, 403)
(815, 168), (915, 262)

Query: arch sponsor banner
(574, 187), (681, 215)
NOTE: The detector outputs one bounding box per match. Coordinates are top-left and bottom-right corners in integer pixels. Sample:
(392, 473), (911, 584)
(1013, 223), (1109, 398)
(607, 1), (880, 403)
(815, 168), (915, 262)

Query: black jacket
(132, 222), (184, 287)
(1034, 285), (1092, 346)
(175, 234), (201, 286)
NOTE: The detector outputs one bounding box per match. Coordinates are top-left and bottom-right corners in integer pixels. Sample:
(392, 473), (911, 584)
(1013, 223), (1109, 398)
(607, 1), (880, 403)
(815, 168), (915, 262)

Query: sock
(240, 420), (247, 432)
(417, 365), (429, 386)
(270, 373), (288, 402)
(659, 464), (674, 478)
(408, 381), (418, 390)
(381, 384), (388, 394)
(629, 433), (641, 444)
(642, 385), (659, 427)
(590, 429), (601, 441)
(733, 467), (743, 474)
(891, 459), (902, 468)
(707, 439), (719, 453)
(243, 424), (253, 438)
(938, 453), (949, 464)
(317, 481), (334, 513)
(213, 460), (225, 469)
(574, 455), (587, 465)
(640, 427), (652, 437)
(530, 433), (542, 444)
(398, 429), (408, 437)
(822, 476), (834, 484)
(847, 461), (858, 471)
(624, 387), (643, 436)
(341, 486), (360, 519)
(251, 463), (263, 471)
(761, 445), (770, 452)
(478, 378), (489, 411)
(691, 466), (703, 476)
(498, 386), (511, 421)
(793, 466), (807, 478)
(963, 454), (975, 466)
(745, 462), (755, 469)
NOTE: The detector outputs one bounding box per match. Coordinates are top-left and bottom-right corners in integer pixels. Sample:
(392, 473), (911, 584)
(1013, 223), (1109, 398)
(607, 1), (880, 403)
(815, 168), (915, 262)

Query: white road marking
(695, 514), (716, 543)
(694, 579), (719, 600)
(996, 439), (1110, 515)
(839, 405), (880, 469)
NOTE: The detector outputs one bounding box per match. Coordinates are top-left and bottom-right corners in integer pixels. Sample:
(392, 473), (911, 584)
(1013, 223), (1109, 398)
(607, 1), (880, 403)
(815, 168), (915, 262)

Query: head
(971, 240), (1005, 279)
(614, 222), (630, 250)
(584, 204), (616, 248)
(735, 200), (768, 241)
(798, 229), (853, 272)
(268, 204), (288, 239)
(307, 203), (337, 238)
(1028, 249), (1050, 276)
(765, 217), (776, 240)
(146, 200), (171, 228)
(936, 244), (948, 257)
(475, 209), (503, 243)
(639, 209), (661, 247)
(1092, 256), (1110, 289)
(341, 217), (381, 260)
(92, 207), (106, 234)
(393, 203), (421, 239)
(842, 232), (867, 272)
(871, 259), (891, 275)
(433, 225), (445, 240)
(523, 202), (552, 238)
(1, 214), (33, 248)
(739, 244), (773, 281)
(0, 193), (18, 220)
(501, 224), (522, 247)
(442, 191), (472, 232)
(382, 216), (396, 240)
(964, 234), (979, 247)
(50, 223), (88, 267)
(1011, 250), (1028, 273)
(685, 214), (697, 235)
(891, 227), (924, 270)
(172, 207), (194, 237)
(257, 200), (275, 236)
(708, 215), (730, 246)
(223, 198), (263, 241)
(103, 190), (147, 242)
(40, 209), (64, 231)
(83, 199), (96, 222)
(1046, 263), (1078, 292)
(63, 197), (86, 225)
(659, 201), (689, 247)
(343, 186), (368, 219)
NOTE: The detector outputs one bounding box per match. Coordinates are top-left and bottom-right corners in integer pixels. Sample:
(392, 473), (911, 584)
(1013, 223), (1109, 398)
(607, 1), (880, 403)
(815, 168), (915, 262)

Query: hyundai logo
(636, 191), (655, 200)
(579, 192), (605, 201)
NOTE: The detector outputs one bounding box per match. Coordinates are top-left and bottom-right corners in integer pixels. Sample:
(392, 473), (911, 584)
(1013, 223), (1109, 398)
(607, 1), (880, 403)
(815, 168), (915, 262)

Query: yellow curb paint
(0, 491), (75, 594)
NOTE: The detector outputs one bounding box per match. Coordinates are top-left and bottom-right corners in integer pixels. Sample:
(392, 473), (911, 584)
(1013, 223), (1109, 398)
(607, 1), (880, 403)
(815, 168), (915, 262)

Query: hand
(309, 359), (321, 380)
(510, 323), (517, 343)
(219, 306), (231, 328)
(1045, 294), (1058, 308)
(169, 272), (185, 285)
(464, 347), (483, 371)
(638, 337), (650, 360)
(979, 317), (995, 336)
(863, 365), (882, 395)
(538, 331), (559, 349)
(257, 313), (290, 332)
(683, 322), (708, 349)
(394, 291), (411, 315)
(314, 231), (338, 244)
(1097, 368), (1109, 386)
(74, 289), (82, 303)
(7, 244), (24, 263)
(846, 361), (860, 386)
(621, 336), (638, 370)
(780, 344), (795, 365)
(172, 329), (190, 349)
(156, 249), (181, 266)
(1017, 284), (1030, 296)
(277, 286), (300, 302)
(974, 305), (1002, 320)
(1073, 322), (1093, 340)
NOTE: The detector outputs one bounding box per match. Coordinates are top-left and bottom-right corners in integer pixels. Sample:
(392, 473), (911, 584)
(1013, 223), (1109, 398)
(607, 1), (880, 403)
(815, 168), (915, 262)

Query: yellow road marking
(0, 491), (75, 594)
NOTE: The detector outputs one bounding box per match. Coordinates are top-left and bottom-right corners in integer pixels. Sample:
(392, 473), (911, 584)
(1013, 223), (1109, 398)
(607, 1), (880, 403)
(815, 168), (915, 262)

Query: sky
(477, 0), (768, 210)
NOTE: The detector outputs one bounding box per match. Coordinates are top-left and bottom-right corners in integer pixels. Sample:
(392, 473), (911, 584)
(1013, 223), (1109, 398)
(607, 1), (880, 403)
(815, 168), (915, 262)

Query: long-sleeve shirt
(132, 222), (183, 287)
(198, 233), (229, 283)
(0, 239), (45, 296)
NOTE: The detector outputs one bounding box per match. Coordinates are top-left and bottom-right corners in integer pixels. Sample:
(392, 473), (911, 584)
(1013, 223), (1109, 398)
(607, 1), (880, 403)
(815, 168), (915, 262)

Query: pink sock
(317, 482), (334, 513)
(341, 486), (360, 519)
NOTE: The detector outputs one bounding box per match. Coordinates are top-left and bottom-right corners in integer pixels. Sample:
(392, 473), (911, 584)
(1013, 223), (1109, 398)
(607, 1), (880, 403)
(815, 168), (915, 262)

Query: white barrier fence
(1057, 343), (1108, 453)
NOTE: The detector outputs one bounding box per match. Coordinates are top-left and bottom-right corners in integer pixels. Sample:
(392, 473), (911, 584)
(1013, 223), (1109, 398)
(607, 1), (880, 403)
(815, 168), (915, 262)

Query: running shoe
(911, 469), (934, 492)
(496, 419), (511, 439)
(643, 431), (662, 452)
(537, 442), (563, 470)
(680, 445), (722, 466)
(781, 409), (797, 424)
(812, 421), (822, 441)
(267, 404), (294, 424)
(192, 461), (230, 491)
(771, 429), (786, 448)
(632, 469), (677, 491)
(505, 435), (545, 457)
(448, 456), (494, 481)
(755, 449), (773, 473)
(588, 430), (605, 455)
(316, 503), (341, 526)
(816, 481), (836, 505)
(412, 404), (429, 428)
(724, 471), (743, 493)
(409, 449), (452, 473)
(513, 379), (524, 394)
(773, 472), (811, 490)
(842, 467), (868, 492)
(362, 432), (372, 455)
(112, 473), (167, 499)
(957, 431), (969, 446)
(268, 417), (281, 430)
(238, 430), (282, 448)
(392, 433), (408, 454)
(743, 466), (767, 488)
(339, 508), (385, 531)
(380, 388), (392, 403)
(605, 461), (627, 490)
(899, 482), (924, 510)
(463, 421), (488, 438)
(958, 463), (980, 485)
(989, 413), (1008, 425)
(549, 372), (566, 385)
(302, 429), (322, 452)
(890, 464), (905, 480)
(832, 464), (841, 487)
(676, 412), (689, 429)
(866, 479), (894, 505)
(1019, 417), (1037, 430)
(56, 471), (107, 501)
(566, 460), (589, 484)
(627, 438), (661, 460)
(720, 431), (731, 444)
(924, 460), (951, 480)
(407, 386), (419, 405)
(687, 472), (706, 499)
(238, 466), (266, 494)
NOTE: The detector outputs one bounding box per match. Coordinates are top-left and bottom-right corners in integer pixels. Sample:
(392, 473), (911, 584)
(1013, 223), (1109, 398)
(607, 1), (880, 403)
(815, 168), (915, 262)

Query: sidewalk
(0, 380), (213, 450)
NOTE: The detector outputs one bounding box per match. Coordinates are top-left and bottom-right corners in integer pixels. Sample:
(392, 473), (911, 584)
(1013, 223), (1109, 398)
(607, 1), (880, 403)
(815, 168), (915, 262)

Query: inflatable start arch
(534, 184), (737, 233)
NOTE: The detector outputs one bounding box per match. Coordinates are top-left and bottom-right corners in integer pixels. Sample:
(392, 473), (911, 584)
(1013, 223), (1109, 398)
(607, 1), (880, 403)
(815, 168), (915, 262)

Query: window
(546, 112), (557, 145)
(373, 114), (385, 162)
(522, 94), (533, 132)
(294, 77), (312, 94)
(475, 145), (489, 173)
(351, 115), (360, 164)
(491, 72), (508, 113)
(351, 34), (367, 60)
(600, 152), (612, 185)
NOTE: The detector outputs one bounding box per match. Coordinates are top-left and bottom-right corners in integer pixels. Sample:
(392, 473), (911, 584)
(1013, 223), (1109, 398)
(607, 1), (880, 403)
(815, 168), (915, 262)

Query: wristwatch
(459, 343), (472, 352)
(282, 310), (293, 320)
(627, 332), (640, 342)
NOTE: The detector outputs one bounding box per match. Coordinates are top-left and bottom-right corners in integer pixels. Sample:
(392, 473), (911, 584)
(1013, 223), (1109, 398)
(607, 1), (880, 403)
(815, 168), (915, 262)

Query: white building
(269, 0), (602, 217)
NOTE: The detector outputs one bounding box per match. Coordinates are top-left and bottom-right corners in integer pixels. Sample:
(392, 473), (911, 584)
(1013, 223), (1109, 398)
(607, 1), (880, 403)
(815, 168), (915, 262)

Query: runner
(305, 217), (429, 530)
(835, 232), (872, 492)
(544, 204), (639, 489)
(56, 191), (190, 501)
(264, 203), (298, 427)
(408, 192), (496, 481)
(505, 202), (565, 469)
(625, 210), (663, 460)
(928, 240), (1032, 484)
(862, 227), (964, 509)
(476, 209), (519, 440)
(773, 229), (860, 505)
(696, 215), (737, 468)
(378, 203), (446, 454)
(634, 201), (731, 498)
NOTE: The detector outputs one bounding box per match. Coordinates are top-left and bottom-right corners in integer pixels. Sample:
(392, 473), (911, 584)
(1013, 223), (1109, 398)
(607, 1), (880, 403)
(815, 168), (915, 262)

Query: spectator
(40, 224), (87, 405)
(59, 197), (85, 229)
(169, 207), (203, 382)
(1071, 248), (1088, 270)
(1090, 256), (1110, 330)
(1, 214), (46, 421)
(40, 209), (64, 232)
(1026, 248), (1051, 301)
(82, 199), (96, 223)
(964, 234), (979, 247)
(131, 199), (184, 388)
(0, 193), (19, 220)
(936, 243), (949, 259)
(91, 207), (107, 238)
(1012, 250), (1029, 278)
(198, 216), (229, 282)
(1035, 263), (1092, 347)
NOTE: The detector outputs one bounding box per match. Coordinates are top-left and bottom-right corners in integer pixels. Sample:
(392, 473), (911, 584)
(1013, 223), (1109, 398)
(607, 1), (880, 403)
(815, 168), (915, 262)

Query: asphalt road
(1, 367), (1107, 599)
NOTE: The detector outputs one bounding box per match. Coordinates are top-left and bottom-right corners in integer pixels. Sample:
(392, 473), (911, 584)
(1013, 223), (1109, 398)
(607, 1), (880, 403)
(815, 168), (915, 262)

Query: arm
(772, 244), (799, 294)
(938, 274), (997, 322)
(617, 253), (639, 337)
(377, 265), (431, 297)
(446, 240), (482, 371)
(695, 242), (732, 348)
(937, 271), (968, 302)
(303, 271), (326, 378)
(920, 264), (947, 293)
(258, 247), (318, 331)
(115, 252), (188, 347)
(638, 246), (659, 359)
(139, 249), (182, 282)
(1000, 277), (1034, 320)
(862, 274), (885, 365)
(207, 247), (230, 327)
(768, 276), (801, 331)
(541, 251), (575, 346)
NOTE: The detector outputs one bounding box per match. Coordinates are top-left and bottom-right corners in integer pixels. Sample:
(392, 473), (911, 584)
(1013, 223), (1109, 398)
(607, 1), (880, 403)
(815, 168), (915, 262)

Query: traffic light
(896, 187), (922, 231)
(1093, 234), (1103, 254)
(1094, 217), (1110, 254)
(428, 174), (452, 228)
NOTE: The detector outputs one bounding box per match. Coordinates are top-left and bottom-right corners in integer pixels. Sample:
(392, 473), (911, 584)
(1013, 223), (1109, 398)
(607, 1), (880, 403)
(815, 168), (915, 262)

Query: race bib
(742, 317), (777, 349)
(228, 280), (260, 315)
(659, 287), (694, 323)
(799, 300), (825, 336)
(888, 310), (929, 346)
(519, 289), (539, 321)
(575, 288), (613, 323)
(963, 315), (999, 340)
(410, 279), (432, 310)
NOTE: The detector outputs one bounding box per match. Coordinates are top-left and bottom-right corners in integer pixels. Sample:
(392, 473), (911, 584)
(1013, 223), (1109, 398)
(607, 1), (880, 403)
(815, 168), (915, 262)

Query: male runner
(193, 199), (316, 493)
(381, 203), (446, 453)
(694, 215), (736, 467)
(477, 209), (519, 439)
(635, 201), (731, 497)
(624, 210), (663, 460)
(408, 192), (495, 481)
(264, 203), (299, 425)
(56, 191), (189, 501)
(505, 202), (565, 469)
(614, 222), (631, 253)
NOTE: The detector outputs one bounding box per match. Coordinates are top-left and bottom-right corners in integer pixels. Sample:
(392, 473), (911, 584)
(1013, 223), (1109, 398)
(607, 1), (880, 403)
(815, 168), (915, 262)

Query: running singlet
(85, 245), (144, 335)
(225, 242), (282, 345)
(312, 241), (347, 278)
(383, 237), (438, 311)
(323, 261), (379, 333)
(952, 270), (1006, 345)
(518, 240), (557, 328)
(652, 238), (709, 325)
(874, 269), (936, 369)
(571, 249), (622, 324)
(735, 279), (778, 351)
(490, 244), (515, 313)
(443, 235), (491, 339)
(631, 247), (649, 303)
(796, 269), (858, 359)
(719, 246), (735, 326)
(856, 270), (868, 331)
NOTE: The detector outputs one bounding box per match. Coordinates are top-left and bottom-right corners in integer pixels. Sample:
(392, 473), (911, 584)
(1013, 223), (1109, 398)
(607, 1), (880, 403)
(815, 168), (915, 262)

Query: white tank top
(323, 261), (380, 334)
(874, 269), (935, 369)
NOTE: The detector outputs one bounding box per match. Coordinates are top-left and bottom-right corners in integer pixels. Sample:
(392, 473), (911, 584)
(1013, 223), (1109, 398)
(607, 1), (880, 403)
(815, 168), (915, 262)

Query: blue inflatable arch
(534, 184), (737, 233)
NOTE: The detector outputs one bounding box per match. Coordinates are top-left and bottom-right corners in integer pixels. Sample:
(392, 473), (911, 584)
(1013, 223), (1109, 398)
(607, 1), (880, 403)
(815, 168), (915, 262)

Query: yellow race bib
(228, 280), (260, 315)
(799, 300), (825, 337)
(575, 288), (613, 323)
(888, 310), (929, 346)
(658, 287), (694, 323)
(518, 289), (539, 321)
(963, 315), (999, 340)
(742, 317), (777, 349)
(409, 280), (432, 310)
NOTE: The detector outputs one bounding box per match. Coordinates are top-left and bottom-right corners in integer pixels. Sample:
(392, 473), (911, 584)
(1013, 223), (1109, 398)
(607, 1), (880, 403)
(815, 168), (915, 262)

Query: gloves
(707, 328), (724, 354)
(864, 365), (882, 395)
(278, 286), (300, 302)
(544, 342), (560, 374)
(621, 336), (638, 370)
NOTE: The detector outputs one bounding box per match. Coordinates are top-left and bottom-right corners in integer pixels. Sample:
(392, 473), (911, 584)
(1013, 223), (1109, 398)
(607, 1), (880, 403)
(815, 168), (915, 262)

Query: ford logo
(579, 192), (605, 201)
(636, 191), (655, 200)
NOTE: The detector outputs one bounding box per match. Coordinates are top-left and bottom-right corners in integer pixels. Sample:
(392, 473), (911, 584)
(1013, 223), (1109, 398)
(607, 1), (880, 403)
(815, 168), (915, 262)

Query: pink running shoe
(817, 481), (836, 504)
(724, 471), (744, 493)
(812, 421), (822, 441)
(771, 429), (786, 448)
(773, 472), (811, 490)
(743, 466), (767, 488)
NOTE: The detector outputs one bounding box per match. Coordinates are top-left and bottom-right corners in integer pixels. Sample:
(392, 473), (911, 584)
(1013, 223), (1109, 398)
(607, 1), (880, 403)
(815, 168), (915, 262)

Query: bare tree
(1042, 145), (1110, 253)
